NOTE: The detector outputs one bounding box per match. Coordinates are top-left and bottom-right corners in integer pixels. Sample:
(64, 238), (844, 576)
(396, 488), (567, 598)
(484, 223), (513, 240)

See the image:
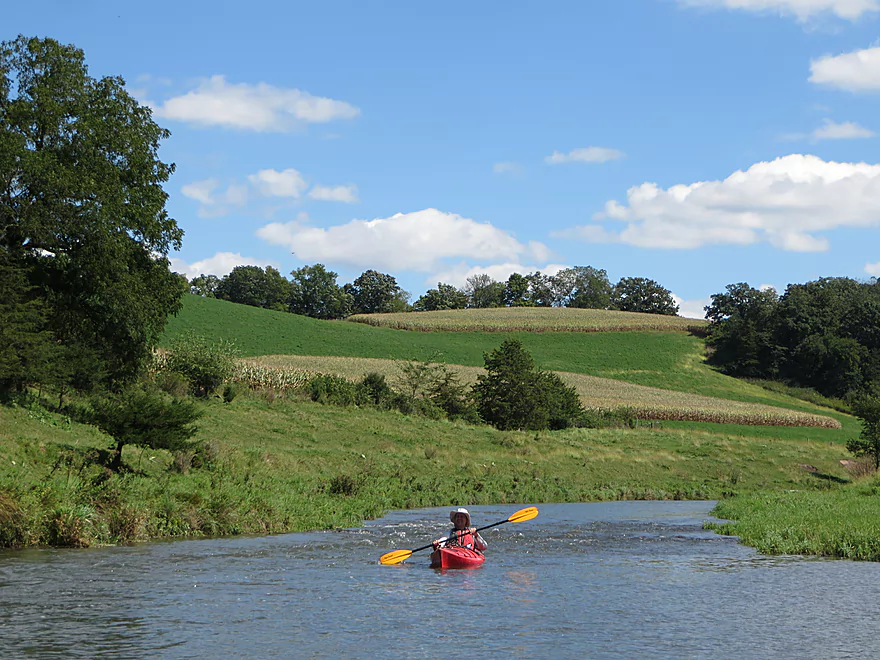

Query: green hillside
(162, 295), (853, 428)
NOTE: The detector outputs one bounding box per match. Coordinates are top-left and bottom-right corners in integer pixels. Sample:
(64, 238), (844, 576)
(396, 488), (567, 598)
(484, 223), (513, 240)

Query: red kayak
(430, 546), (485, 569)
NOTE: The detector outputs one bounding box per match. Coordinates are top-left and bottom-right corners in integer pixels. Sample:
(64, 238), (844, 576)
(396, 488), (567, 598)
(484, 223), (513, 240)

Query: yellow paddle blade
(508, 506), (539, 523)
(379, 549), (414, 565)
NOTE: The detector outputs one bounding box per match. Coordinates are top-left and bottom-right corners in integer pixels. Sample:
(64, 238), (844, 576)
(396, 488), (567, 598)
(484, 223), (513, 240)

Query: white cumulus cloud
(255, 208), (551, 272)
(867, 261), (880, 276)
(672, 294), (712, 320)
(810, 46), (880, 91)
(170, 252), (278, 280)
(308, 184), (359, 203)
(561, 154), (880, 251)
(152, 75), (360, 132)
(680, 0), (879, 21)
(546, 147), (625, 165)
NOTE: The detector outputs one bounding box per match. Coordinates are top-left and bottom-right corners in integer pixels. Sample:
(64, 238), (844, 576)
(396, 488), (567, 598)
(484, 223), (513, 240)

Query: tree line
(189, 264), (681, 318)
(705, 277), (880, 466)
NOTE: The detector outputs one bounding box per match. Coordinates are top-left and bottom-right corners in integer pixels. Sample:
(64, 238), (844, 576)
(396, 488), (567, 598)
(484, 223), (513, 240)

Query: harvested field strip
(249, 355), (841, 429)
(347, 307), (707, 333)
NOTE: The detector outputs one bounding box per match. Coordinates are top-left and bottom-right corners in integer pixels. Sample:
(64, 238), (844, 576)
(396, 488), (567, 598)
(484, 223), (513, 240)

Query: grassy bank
(0, 391), (851, 548)
(706, 484), (880, 561)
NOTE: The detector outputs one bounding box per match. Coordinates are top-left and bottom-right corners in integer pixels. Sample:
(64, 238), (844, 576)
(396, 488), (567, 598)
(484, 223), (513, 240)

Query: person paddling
(432, 507), (488, 552)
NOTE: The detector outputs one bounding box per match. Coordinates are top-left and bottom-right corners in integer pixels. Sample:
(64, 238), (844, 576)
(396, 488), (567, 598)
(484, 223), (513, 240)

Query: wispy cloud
(545, 147), (625, 165)
(781, 118), (875, 141)
(182, 168), (356, 216)
(493, 161), (524, 176)
(680, 0), (879, 21)
(152, 75), (360, 132)
(308, 184), (359, 203)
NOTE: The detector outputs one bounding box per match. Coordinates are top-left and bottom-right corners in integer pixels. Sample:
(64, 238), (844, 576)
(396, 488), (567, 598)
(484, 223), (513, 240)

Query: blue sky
(11, 0), (880, 317)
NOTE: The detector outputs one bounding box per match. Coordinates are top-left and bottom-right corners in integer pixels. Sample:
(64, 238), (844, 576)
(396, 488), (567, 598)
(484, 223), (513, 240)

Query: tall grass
(707, 482), (880, 561)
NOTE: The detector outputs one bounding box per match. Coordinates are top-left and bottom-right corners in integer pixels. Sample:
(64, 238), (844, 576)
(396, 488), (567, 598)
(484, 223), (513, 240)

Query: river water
(1, 501), (879, 659)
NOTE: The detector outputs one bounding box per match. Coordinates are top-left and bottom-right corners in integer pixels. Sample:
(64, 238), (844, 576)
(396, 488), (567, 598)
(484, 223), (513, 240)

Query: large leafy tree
(1, 36), (185, 384)
(345, 269), (402, 314)
(288, 263), (352, 319)
(705, 283), (780, 379)
(215, 265), (291, 311)
(526, 272), (554, 307)
(552, 266), (613, 309)
(611, 277), (679, 315)
(189, 274), (220, 298)
(464, 273), (505, 308)
(414, 282), (468, 311)
(503, 273), (533, 307)
(774, 277), (880, 396)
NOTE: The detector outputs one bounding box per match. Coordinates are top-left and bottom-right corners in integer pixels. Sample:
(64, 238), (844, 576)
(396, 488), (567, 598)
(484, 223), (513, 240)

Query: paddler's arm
(470, 527), (488, 551)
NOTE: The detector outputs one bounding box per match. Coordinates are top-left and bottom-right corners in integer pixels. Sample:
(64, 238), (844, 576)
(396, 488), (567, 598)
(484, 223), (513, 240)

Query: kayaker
(432, 507), (488, 552)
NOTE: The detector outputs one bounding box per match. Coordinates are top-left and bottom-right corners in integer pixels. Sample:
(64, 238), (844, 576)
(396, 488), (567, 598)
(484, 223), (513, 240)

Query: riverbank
(706, 485), (880, 561)
(0, 391), (852, 548)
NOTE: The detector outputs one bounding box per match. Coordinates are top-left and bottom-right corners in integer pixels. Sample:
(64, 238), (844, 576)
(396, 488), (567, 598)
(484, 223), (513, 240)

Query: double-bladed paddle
(379, 506), (539, 565)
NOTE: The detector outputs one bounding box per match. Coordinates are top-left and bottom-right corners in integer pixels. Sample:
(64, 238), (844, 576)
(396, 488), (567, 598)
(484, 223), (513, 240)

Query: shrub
(86, 385), (203, 472)
(356, 372), (395, 408)
(472, 339), (584, 431)
(222, 382), (239, 404)
(167, 333), (238, 397)
(308, 374), (358, 406)
(155, 370), (190, 397)
(848, 394), (880, 469)
(328, 474), (359, 496)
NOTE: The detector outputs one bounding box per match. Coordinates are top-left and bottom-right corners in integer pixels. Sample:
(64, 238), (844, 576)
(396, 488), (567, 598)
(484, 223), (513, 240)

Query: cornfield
(249, 354), (841, 429)
(347, 307), (707, 333)
(233, 360), (316, 392)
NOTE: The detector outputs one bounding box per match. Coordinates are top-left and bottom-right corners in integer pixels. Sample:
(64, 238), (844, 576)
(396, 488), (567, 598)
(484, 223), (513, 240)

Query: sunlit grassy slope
(162, 295), (852, 433)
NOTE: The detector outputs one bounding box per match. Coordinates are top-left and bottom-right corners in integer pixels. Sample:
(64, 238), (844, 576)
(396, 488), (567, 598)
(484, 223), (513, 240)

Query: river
(1, 501), (878, 659)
